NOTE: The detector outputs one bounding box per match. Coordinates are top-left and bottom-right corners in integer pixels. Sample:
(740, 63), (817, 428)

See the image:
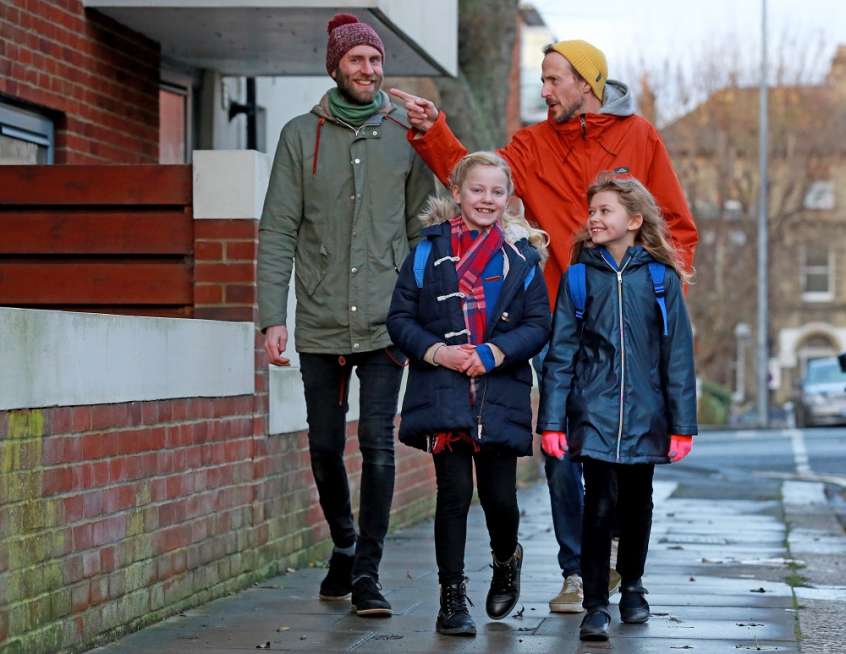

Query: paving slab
(94, 472), (803, 654)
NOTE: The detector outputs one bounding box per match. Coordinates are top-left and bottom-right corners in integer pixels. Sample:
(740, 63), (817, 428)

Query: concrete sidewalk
(94, 467), (803, 653)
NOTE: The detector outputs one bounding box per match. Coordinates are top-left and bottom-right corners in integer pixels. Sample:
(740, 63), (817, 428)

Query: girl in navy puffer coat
(537, 173), (697, 642)
(388, 152), (550, 637)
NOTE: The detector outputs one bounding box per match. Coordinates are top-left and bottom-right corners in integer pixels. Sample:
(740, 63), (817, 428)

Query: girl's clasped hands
(433, 343), (488, 377)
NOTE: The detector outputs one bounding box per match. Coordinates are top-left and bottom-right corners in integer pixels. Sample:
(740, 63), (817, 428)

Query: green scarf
(328, 88), (384, 126)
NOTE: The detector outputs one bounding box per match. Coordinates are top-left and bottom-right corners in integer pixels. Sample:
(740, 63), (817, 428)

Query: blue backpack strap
(648, 262), (669, 336)
(523, 264), (536, 290)
(566, 263), (587, 319)
(413, 240), (432, 288)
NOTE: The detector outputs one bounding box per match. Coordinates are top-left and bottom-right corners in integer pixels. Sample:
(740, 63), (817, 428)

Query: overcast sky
(531, 0), (846, 83)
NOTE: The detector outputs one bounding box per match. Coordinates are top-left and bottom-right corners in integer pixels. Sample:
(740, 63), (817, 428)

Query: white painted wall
(376, 0), (457, 76)
(258, 76), (329, 157)
(0, 308), (254, 411)
(193, 149), (272, 219)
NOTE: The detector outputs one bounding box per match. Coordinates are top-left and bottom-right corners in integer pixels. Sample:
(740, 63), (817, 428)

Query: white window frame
(801, 245), (834, 303)
(804, 181), (835, 211)
(0, 102), (54, 163)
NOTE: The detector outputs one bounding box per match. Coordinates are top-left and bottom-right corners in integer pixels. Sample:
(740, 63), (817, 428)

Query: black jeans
(581, 459), (654, 610)
(299, 347), (405, 582)
(433, 440), (519, 585)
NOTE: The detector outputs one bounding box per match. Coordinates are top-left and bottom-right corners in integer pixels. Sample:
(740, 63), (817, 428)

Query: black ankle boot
(485, 543), (522, 620)
(619, 579), (650, 624)
(436, 579), (476, 636)
(580, 607), (611, 641)
(319, 550), (353, 600)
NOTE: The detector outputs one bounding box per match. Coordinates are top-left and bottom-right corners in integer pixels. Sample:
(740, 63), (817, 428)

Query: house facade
(663, 46), (846, 410)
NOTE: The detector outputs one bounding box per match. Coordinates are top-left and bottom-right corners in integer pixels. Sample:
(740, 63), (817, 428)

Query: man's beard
(552, 98), (584, 124)
(335, 69), (383, 105)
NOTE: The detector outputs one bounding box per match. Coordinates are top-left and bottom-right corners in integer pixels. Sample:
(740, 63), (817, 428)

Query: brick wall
(0, 164), (541, 652)
(0, 398), (449, 653)
(193, 220), (259, 324)
(0, 0), (160, 163)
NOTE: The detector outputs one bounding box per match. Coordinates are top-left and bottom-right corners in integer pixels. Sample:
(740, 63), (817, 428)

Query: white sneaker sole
(319, 592), (351, 601)
(549, 601), (585, 613)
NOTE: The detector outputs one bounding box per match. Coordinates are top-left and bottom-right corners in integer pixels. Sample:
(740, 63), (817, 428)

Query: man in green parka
(257, 13), (434, 617)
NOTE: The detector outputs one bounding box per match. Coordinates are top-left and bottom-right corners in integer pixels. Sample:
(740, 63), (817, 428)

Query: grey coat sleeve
(257, 123), (303, 331)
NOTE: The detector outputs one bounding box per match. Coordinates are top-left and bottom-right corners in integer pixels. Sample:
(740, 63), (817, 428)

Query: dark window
(0, 103), (54, 164)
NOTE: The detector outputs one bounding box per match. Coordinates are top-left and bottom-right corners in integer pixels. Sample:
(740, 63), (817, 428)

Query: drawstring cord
(312, 117), (325, 176)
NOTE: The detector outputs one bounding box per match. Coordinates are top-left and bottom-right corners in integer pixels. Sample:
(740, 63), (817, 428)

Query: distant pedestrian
(537, 173), (698, 642)
(387, 152), (550, 636)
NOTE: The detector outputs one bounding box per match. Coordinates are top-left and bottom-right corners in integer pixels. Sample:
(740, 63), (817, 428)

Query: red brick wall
(505, 12), (523, 139)
(0, 0), (160, 163)
(193, 220), (259, 324)
(0, 397), (444, 652)
(0, 213), (540, 653)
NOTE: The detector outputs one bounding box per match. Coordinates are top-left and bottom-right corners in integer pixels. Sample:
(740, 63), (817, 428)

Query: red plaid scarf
(431, 217), (504, 455)
(450, 216), (505, 345)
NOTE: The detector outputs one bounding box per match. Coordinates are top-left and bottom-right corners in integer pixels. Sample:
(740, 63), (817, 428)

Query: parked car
(795, 356), (846, 428)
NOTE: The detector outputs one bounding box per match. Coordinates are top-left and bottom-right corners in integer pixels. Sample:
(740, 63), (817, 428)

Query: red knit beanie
(325, 13), (385, 75)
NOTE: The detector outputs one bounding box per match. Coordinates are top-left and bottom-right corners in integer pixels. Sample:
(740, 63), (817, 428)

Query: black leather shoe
(436, 579), (476, 636)
(318, 550), (353, 600)
(580, 607), (611, 641)
(351, 577), (392, 616)
(485, 543), (522, 620)
(619, 579), (650, 624)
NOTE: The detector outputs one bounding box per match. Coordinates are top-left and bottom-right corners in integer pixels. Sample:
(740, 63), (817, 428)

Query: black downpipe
(228, 77), (257, 150)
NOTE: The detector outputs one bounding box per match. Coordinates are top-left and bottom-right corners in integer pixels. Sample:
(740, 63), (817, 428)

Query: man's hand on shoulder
(389, 88), (439, 134)
(264, 325), (290, 366)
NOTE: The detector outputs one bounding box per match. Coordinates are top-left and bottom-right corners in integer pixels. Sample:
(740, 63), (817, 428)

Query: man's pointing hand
(389, 88), (439, 133)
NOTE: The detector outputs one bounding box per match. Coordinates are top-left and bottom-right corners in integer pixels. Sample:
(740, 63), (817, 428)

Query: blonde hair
(446, 151), (550, 263)
(572, 172), (692, 283)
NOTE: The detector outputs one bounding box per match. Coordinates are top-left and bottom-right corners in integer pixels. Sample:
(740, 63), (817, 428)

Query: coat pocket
(296, 243), (329, 295)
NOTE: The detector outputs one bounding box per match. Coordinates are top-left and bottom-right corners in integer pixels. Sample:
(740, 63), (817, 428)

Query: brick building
(0, 3), (470, 654)
(663, 46), (846, 410)
(0, 1), (160, 163)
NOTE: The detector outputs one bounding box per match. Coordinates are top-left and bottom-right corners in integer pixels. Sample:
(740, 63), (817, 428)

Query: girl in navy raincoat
(387, 152), (550, 637)
(537, 173), (698, 642)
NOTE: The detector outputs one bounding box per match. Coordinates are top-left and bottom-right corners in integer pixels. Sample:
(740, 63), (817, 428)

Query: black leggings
(433, 441), (519, 585)
(581, 459), (655, 609)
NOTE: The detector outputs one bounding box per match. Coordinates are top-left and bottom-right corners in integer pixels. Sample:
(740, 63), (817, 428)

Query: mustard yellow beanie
(549, 40), (607, 101)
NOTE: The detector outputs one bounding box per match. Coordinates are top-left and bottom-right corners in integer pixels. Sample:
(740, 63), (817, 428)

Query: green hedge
(698, 380), (732, 425)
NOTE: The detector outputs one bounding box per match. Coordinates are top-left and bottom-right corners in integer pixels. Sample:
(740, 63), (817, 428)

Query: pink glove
(668, 435), (693, 462)
(541, 431), (568, 459)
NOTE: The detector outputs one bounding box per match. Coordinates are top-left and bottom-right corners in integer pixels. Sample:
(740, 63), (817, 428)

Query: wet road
(691, 426), (846, 485)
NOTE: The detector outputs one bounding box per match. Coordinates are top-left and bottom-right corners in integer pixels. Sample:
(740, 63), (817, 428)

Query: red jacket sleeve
(408, 112), (533, 197)
(406, 112), (468, 188)
(646, 130), (698, 275)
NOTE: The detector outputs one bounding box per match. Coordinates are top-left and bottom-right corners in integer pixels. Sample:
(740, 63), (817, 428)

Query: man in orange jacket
(390, 39), (697, 616)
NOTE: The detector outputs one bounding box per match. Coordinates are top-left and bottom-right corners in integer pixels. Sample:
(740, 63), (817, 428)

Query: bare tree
(433, 0), (519, 151)
(635, 32), (838, 398)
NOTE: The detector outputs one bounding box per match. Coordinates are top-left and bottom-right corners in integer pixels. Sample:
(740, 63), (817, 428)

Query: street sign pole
(756, 0), (770, 427)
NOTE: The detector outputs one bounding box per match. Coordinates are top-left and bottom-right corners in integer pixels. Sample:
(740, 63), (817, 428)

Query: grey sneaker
(549, 574), (584, 613)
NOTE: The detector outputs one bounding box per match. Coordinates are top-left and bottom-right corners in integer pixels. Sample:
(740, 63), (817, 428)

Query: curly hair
(571, 172), (693, 283)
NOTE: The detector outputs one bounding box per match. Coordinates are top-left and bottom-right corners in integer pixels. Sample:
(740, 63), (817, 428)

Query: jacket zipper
(601, 252), (631, 461)
(335, 117), (365, 136)
(476, 380), (488, 441)
(579, 114), (587, 139)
